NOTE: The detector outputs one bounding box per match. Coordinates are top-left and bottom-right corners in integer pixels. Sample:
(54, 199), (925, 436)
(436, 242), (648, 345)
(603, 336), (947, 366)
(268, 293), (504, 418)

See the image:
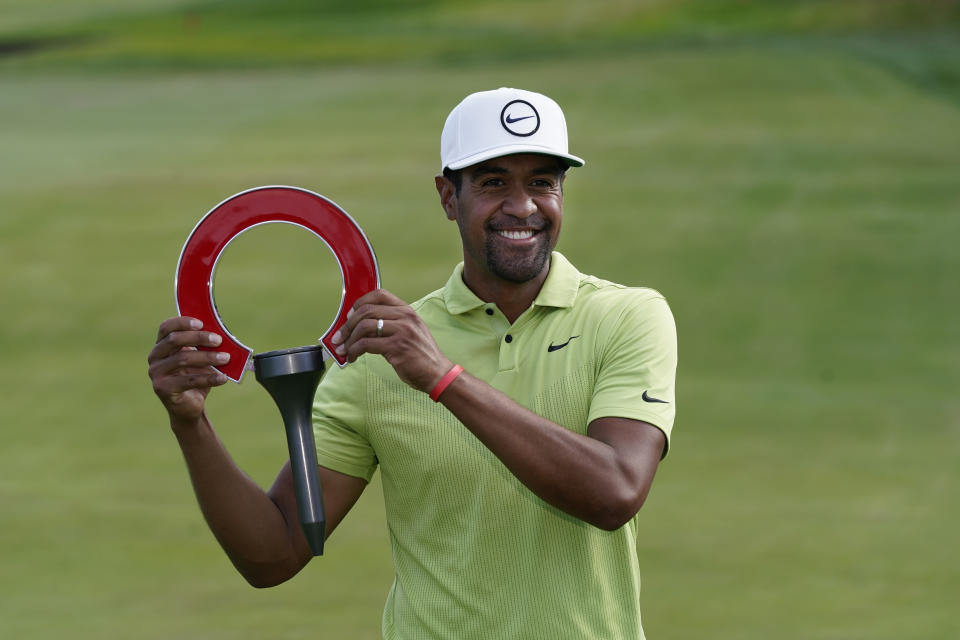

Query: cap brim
(446, 145), (585, 171)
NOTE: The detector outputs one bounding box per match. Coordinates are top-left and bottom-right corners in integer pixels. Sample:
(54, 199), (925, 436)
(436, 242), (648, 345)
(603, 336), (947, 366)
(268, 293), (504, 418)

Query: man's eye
(482, 179), (504, 187)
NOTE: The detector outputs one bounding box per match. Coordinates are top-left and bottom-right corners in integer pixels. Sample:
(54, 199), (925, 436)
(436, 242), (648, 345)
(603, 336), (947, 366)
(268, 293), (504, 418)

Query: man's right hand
(147, 316), (369, 587)
(148, 317), (231, 425)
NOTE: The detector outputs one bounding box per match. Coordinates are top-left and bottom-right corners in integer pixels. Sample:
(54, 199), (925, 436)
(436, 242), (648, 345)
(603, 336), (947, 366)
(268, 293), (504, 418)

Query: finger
(334, 303), (405, 346)
(156, 316), (203, 343)
(348, 288), (406, 313)
(349, 317), (386, 341)
(149, 348), (231, 378)
(334, 317), (393, 357)
(340, 315), (420, 361)
(155, 369), (230, 396)
(346, 289), (409, 326)
(367, 316), (390, 338)
(340, 330), (429, 370)
(149, 328), (224, 363)
(342, 335), (390, 364)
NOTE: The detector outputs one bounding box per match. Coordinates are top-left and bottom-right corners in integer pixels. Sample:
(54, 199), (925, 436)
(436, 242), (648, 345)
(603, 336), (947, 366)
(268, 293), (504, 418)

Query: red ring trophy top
(175, 185), (380, 381)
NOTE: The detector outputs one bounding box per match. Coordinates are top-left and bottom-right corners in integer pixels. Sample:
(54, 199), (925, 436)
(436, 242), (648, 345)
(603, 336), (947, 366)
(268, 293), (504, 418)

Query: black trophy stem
(253, 345), (327, 556)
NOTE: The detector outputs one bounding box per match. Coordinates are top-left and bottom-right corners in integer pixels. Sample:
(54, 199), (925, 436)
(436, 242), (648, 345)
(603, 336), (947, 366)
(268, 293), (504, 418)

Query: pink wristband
(429, 364), (464, 402)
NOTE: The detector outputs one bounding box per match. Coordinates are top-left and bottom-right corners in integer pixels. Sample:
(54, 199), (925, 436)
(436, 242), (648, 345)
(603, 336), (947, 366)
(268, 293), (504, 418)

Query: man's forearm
(171, 414), (305, 587)
(329, 289), (664, 529)
(436, 371), (664, 530)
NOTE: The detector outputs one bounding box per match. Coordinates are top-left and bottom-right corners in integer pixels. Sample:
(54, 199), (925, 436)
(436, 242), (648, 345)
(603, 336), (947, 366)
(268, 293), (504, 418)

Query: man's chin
(486, 246), (551, 284)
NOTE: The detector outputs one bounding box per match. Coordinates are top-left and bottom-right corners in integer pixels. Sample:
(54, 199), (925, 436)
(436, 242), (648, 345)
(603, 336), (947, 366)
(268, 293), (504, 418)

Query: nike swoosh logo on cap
(504, 114), (535, 124)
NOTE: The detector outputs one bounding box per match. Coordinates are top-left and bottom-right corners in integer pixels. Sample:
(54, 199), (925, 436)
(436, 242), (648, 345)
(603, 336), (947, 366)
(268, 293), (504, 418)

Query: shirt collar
(442, 251), (581, 315)
(533, 252), (581, 309)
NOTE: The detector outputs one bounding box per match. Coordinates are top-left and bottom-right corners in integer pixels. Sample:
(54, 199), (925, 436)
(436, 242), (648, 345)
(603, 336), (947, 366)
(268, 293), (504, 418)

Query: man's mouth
(495, 229), (536, 240)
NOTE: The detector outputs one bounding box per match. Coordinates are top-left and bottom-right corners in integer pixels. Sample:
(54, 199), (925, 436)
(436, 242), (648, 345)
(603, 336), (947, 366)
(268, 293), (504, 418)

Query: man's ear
(435, 175), (458, 221)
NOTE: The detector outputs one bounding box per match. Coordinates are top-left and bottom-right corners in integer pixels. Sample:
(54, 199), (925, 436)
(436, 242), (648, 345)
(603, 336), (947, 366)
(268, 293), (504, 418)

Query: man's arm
(149, 317), (367, 587)
(439, 379), (665, 530)
(332, 291), (666, 531)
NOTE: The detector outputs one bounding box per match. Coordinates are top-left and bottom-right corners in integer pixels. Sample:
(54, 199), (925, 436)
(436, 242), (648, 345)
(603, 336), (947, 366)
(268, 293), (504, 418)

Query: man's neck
(461, 262), (550, 324)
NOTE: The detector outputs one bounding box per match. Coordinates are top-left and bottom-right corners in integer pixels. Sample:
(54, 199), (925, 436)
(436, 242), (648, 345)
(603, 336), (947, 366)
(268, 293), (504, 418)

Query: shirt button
(485, 308), (494, 316)
(504, 334), (513, 343)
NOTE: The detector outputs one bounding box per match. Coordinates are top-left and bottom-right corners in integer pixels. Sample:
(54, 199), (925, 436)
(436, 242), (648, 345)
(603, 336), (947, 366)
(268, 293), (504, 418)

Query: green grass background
(2, 1), (958, 638)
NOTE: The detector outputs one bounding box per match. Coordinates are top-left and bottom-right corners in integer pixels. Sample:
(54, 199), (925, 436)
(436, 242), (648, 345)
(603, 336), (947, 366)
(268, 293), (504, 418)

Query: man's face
(438, 154), (566, 287)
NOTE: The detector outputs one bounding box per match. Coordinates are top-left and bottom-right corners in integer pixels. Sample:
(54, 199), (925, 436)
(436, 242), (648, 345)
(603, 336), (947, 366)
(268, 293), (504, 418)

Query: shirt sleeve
(587, 290), (678, 456)
(312, 357), (379, 482)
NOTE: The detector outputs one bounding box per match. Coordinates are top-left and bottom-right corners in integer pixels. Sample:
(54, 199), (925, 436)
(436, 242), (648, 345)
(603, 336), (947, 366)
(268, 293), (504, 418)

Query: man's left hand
(330, 289), (453, 393)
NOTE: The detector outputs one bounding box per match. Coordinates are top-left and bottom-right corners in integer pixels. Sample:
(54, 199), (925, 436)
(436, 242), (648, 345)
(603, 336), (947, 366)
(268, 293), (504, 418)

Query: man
(149, 87), (677, 639)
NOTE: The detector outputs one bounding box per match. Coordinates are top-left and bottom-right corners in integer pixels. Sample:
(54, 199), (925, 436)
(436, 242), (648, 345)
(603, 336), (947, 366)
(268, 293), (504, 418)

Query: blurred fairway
(2, 1), (959, 638)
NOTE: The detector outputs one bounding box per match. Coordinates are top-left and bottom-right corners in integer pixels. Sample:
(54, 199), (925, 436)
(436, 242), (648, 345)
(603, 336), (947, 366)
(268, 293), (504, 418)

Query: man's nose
(501, 185), (537, 219)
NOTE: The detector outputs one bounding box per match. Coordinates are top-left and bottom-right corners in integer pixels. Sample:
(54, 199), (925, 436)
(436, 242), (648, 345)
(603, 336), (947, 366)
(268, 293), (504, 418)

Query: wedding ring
(376, 318), (384, 337)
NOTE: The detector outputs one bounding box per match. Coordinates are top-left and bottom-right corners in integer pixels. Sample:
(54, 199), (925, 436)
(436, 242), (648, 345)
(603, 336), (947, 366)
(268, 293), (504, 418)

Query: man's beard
(484, 232), (552, 283)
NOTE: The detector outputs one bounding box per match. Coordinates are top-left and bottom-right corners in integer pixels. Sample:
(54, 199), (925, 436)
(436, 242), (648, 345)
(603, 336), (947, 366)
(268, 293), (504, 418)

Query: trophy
(174, 186), (380, 555)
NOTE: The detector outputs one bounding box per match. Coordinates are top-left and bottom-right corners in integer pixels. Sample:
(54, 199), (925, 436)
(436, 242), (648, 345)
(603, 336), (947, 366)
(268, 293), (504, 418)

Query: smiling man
(440, 153), (565, 321)
(149, 88), (677, 639)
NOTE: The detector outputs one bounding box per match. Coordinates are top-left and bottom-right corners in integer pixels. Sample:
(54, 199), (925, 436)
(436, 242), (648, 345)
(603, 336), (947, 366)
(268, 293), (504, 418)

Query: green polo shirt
(312, 252), (677, 640)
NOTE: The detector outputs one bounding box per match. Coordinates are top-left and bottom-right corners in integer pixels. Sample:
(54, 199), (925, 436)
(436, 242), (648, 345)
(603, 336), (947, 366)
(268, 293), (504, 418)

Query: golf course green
(2, 1), (958, 637)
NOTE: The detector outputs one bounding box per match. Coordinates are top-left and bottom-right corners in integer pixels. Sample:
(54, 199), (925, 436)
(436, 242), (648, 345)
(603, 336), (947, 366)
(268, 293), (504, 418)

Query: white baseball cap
(440, 87), (585, 171)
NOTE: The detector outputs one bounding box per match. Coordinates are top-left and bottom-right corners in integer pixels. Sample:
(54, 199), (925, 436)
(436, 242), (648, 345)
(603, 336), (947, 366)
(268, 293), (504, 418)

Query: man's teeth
(496, 229), (535, 240)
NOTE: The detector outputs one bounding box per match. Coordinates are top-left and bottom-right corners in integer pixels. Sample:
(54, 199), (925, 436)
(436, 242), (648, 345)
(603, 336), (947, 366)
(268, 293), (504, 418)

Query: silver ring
(376, 318), (384, 337)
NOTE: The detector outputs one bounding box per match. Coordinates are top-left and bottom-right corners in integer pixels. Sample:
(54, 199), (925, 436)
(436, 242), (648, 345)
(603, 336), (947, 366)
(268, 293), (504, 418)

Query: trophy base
(253, 345), (328, 556)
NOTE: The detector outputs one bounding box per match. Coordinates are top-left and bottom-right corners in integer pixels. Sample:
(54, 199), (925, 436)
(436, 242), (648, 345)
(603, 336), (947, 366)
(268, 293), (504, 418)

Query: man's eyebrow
(469, 165), (509, 180)
(532, 164), (565, 176)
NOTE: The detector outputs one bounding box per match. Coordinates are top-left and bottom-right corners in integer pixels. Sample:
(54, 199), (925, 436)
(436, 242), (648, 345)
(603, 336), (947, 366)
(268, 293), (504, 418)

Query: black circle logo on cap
(500, 100), (540, 137)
